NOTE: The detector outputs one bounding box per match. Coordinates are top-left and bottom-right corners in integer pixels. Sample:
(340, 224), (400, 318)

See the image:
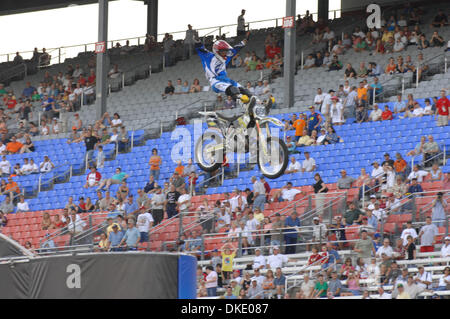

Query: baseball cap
(367, 204), (375, 210)
(445, 236), (450, 241)
(275, 213), (281, 216)
(374, 233), (381, 238)
(370, 195), (376, 199)
(273, 246), (280, 250)
(308, 105), (314, 109)
(384, 153), (390, 156)
(255, 248), (261, 251)
(313, 216), (320, 221)
(372, 161), (379, 165)
(72, 126), (77, 131)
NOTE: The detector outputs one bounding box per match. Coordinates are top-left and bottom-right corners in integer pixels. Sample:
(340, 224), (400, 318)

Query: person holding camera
(432, 192), (447, 227)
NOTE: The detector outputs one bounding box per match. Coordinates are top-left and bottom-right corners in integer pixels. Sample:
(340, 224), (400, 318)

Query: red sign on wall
(95, 41), (106, 54)
(282, 16), (295, 29)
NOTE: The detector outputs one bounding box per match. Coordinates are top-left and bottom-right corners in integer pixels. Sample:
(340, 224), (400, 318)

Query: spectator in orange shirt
(381, 105), (393, 121)
(357, 81), (368, 106)
(6, 136), (24, 154)
(4, 176), (20, 203)
(175, 160), (184, 176)
(394, 153), (409, 178)
(148, 148), (162, 180)
(292, 114), (306, 142)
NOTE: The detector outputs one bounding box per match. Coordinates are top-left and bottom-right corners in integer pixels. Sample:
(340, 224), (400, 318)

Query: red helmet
(213, 40), (233, 63)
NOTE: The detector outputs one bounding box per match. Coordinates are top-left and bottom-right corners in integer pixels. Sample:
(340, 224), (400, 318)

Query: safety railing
(376, 189), (450, 238)
(38, 211), (110, 249)
(0, 7), (346, 65)
(411, 143), (446, 170)
(283, 254), (336, 298)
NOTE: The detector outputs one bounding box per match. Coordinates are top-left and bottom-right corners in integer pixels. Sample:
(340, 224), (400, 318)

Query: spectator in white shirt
(20, 158), (33, 175)
(400, 221), (418, 246)
(252, 248), (267, 270)
(254, 81), (264, 96)
(407, 165), (429, 183)
(72, 64), (84, 78)
(266, 246), (289, 269)
(393, 38), (405, 52)
(303, 54), (316, 69)
(16, 195), (30, 212)
(108, 64), (122, 79)
(0, 156), (11, 177)
(301, 152), (316, 172)
(441, 237), (450, 258)
(414, 266), (432, 290)
(285, 156), (301, 174)
(39, 155), (55, 173)
(216, 206), (231, 229)
(371, 161), (384, 180)
(418, 217), (438, 251)
(271, 182), (302, 202)
(369, 104), (382, 121)
(204, 265), (218, 296)
(376, 238), (394, 259)
(314, 88), (325, 109)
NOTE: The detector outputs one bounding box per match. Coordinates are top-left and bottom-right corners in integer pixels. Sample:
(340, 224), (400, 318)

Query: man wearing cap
(337, 170), (356, 189)
(359, 216), (376, 236)
(344, 202), (364, 226)
(247, 279), (263, 299)
(354, 230), (376, 265)
(108, 224), (124, 251)
(329, 216), (346, 250)
(84, 166), (101, 189)
(266, 246), (290, 269)
(307, 106), (323, 136)
(441, 236), (450, 258)
(372, 202), (387, 222)
(309, 217), (327, 250)
(252, 248), (266, 270)
(407, 178), (423, 195)
(369, 103), (382, 121)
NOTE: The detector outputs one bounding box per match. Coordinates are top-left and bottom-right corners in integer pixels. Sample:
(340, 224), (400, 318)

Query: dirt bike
(194, 97), (288, 179)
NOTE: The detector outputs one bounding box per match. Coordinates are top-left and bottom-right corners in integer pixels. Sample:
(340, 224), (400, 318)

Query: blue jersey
(195, 41), (245, 93)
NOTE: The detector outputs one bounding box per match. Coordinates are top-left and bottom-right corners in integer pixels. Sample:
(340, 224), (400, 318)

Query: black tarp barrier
(0, 252), (180, 299)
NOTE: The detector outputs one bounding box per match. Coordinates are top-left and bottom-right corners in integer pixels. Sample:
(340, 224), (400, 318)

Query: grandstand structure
(0, 0), (449, 299)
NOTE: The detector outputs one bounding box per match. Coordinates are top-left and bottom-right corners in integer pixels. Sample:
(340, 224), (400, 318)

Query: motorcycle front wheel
(257, 136), (289, 179)
(194, 131), (223, 172)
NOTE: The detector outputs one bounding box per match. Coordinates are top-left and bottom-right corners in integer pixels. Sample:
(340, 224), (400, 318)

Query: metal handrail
(39, 211), (110, 247)
(283, 255), (336, 298)
(411, 143), (446, 170)
(0, 7), (346, 64)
